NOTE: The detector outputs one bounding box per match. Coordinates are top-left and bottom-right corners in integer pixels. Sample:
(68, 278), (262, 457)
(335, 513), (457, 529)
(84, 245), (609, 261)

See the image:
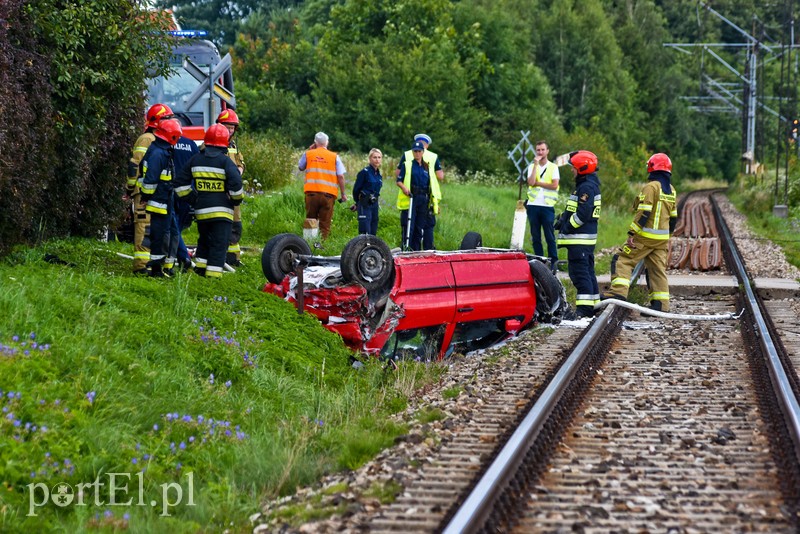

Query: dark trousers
(526, 204), (557, 262)
(566, 244), (599, 317)
(174, 198), (193, 263)
(305, 192), (336, 239)
(357, 200), (379, 235)
(407, 194), (435, 251)
(148, 210), (179, 269)
(196, 219), (232, 278)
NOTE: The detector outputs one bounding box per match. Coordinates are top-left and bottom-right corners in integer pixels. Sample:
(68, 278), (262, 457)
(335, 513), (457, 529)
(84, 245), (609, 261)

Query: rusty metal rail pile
(668, 195), (723, 270)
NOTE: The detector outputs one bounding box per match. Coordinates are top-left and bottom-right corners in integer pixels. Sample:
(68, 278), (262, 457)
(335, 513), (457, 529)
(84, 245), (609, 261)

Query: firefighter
(601, 153), (678, 311)
(556, 150), (602, 318)
(126, 103), (173, 274)
(174, 124), (244, 278)
(139, 119), (182, 278)
(216, 109), (245, 267)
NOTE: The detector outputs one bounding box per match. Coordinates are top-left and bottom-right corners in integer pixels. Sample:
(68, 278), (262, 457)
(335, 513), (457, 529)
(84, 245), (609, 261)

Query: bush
(0, 1), (172, 257)
(237, 131), (298, 192)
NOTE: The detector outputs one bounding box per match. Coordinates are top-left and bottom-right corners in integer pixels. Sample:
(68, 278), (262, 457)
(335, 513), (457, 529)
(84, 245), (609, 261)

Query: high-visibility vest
(526, 161), (559, 207)
(303, 147), (339, 197)
(629, 181), (677, 240)
(396, 150), (441, 212)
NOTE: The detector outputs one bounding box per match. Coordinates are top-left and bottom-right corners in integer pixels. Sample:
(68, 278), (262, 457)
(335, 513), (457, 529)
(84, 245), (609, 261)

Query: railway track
(255, 193), (800, 533)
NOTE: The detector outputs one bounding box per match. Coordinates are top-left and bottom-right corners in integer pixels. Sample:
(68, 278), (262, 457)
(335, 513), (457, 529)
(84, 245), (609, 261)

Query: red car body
(263, 249), (541, 360)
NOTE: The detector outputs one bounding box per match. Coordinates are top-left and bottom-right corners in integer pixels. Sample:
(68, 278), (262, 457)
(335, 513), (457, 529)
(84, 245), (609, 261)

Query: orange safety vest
(303, 147), (339, 197)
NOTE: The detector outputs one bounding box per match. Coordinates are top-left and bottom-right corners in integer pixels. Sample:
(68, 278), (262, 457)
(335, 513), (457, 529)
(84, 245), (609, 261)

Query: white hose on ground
(594, 299), (742, 321)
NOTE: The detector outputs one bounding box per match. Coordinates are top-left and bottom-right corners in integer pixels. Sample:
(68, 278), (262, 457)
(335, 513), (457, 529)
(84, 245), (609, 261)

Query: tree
(0, 0), (173, 255)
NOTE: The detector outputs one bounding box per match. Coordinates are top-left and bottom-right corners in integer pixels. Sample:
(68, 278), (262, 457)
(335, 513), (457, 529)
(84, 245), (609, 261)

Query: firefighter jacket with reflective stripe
(228, 139), (245, 172)
(396, 149), (441, 212)
(557, 173), (601, 246)
(139, 138), (175, 215)
(303, 147), (339, 197)
(127, 131), (156, 195)
(526, 161), (559, 207)
(629, 177), (677, 240)
(174, 146), (244, 222)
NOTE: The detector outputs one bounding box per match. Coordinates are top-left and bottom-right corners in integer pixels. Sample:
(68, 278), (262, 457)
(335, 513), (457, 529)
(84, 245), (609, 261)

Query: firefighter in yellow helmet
(216, 109), (245, 267)
(125, 103), (173, 274)
(601, 153), (678, 311)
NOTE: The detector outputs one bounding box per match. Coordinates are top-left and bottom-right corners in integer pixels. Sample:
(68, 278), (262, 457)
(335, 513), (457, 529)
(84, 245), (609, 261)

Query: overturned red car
(261, 233), (566, 361)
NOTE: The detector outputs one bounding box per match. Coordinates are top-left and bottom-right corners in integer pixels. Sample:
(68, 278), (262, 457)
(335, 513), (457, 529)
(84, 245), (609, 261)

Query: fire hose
(595, 298), (742, 321)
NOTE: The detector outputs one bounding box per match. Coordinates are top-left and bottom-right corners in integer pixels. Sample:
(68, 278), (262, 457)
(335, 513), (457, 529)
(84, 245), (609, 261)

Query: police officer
(126, 103), (173, 274)
(139, 119), (182, 278)
(172, 132), (199, 272)
(352, 148), (383, 235)
(556, 150), (602, 318)
(216, 109), (245, 266)
(397, 141), (441, 250)
(395, 133), (442, 247)
(174, 124), (244, 278)
(601, 153), (678, 311)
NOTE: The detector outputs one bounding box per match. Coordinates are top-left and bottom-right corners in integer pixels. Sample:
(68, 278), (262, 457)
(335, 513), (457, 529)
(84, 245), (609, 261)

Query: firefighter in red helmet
(174, 124), (244, 278)
(216, 109), (245, 267)
(556, 150), (602, 318)
(601, 153), (678, 311)
(139, 119), (182, 277)
(125, 103), (174, 274)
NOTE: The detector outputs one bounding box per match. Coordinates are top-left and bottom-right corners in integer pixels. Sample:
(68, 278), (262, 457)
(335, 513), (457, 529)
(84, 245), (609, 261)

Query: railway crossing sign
(508, 130), (535, 183)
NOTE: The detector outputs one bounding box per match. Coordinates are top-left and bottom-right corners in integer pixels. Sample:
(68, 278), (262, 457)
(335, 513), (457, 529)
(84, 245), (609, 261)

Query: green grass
(0, 237), (439, 532)
(0, 172), (646, 532)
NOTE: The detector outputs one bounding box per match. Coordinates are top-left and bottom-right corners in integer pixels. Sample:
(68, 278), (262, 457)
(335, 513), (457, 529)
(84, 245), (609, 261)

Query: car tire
(341, 235), (395, 291)
(460, 231), (483, 250)
(529, 259), (564, 320)
(262, 233), (312, 283)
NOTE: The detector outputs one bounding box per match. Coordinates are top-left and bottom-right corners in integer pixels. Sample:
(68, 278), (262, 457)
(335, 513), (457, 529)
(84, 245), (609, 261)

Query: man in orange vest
(298, 132), (347, 240)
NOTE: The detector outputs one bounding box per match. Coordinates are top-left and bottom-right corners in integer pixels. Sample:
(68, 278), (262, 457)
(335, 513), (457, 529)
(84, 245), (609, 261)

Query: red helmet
(647, 153), (672, 173)
(154, 119), (182, 146)
(568, 150), (598, 175)
(216, 109), (239, 126)
(145, 104), (174, 129)
(204, 123), (230, 148)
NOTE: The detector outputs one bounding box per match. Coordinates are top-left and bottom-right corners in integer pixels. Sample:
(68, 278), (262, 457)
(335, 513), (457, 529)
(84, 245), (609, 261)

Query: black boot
(650, 301), (663, 312)
(226, 252), (242, 267)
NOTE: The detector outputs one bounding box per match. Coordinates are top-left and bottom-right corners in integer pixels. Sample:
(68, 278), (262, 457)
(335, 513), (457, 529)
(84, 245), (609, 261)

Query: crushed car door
(391, 259), (456, 330)
(450, 252), (535, 324)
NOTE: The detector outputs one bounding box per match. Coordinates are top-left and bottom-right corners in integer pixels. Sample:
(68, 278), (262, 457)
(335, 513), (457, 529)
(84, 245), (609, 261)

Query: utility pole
(665, 2), (780, 175)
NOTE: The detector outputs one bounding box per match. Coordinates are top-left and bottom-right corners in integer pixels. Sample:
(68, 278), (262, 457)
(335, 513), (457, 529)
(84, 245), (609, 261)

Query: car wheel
(529, 259), (564, 320)
(460, 231), (483, 249)
(341, 235), (395, 291)
(262, 233), (312, 283)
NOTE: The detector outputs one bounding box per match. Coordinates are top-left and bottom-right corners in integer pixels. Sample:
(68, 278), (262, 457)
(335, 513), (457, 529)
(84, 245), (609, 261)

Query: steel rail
(441, 261), (642, 533)
(440, 306), (617, 534)
(711, 196), (800, 463)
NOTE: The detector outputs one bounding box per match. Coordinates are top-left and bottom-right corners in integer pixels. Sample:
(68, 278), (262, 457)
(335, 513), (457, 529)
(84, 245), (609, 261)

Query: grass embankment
(0, 173), (632, 532)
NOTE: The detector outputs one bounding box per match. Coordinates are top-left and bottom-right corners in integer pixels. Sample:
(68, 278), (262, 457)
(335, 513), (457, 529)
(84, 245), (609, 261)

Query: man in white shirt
(525, 140), (560, 272)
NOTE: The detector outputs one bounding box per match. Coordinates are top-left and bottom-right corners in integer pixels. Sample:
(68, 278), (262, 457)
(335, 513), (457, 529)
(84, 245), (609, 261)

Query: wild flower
(224, 380), (232, 389)
(86, 391), (96, 404)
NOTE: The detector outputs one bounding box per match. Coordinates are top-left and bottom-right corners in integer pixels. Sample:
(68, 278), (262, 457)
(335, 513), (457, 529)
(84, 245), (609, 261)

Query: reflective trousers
(607, 236), (670, 312)
(566, 244), (599, 317)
